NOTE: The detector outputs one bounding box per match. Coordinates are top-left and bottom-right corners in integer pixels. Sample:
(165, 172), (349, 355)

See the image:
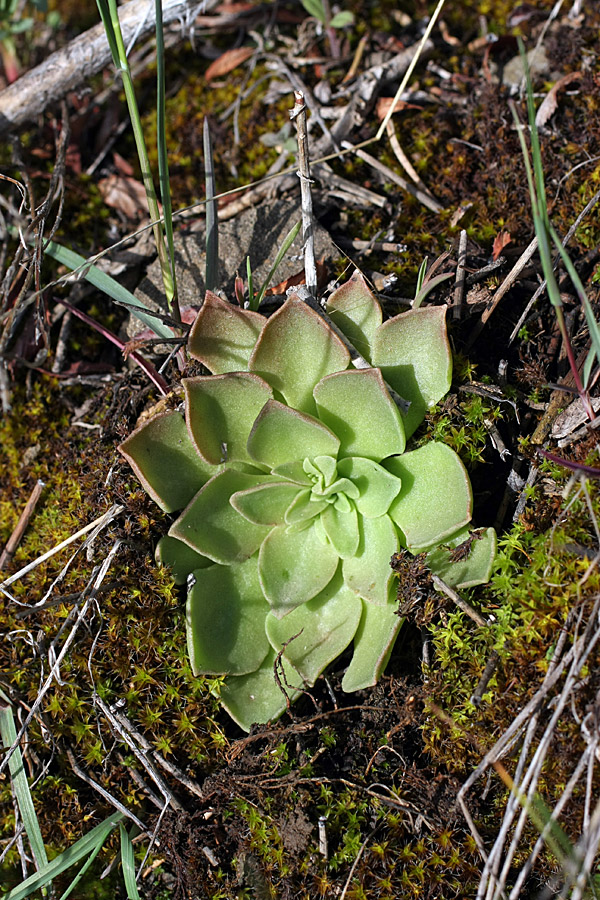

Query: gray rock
(128, 194), (336, 340)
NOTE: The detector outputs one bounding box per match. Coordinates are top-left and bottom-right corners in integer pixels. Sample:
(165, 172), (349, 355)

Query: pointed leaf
(342, 514), (399, 605)
(249, 296), (350, 415)
(427, 526), (497, 589)
(326, 270), (382, 362)
(285, 489), (328, 524)
(184, 372), (273, 465)
(186, 555), (271, 676)
(386, 443), (472, 550)
(231, 481), (301, 525)
(247, 399), (340, 468)
(169, 470), (272, 563)
(341, 599), (403, 692)
(218, 648), (301, 732)
(337, 457), (402, 518)
(271, 460), (312, 485)
(266, 570), (362, 685)
(259, 523), (339, 617)
(155, 535), (212, 584)
(188, 291), (264, 373)
(321, 502), (360, 558)
(119, 411), (214, 513)
(371, 306), (451, 438)
(314, 367), (405, 460)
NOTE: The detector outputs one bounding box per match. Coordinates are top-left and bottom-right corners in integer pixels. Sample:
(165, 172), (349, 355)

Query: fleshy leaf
(285, 489), (328, 525)
(218, 648), (301, 732)
(337, 457), (402, 518)
(259, 522), (339, 617)
(427, 526), (497, 589)
(231, 481), (301, 525)
(321, 502), (360, 558)
(188, 291), (264, 373)
(342, 514), (399, 605)
(341, 599), (403, 692)
(184, 372), (273, 465)
(326, 270), (382, 362)
(249, 295), (350, 415)
(371, 306), (451, 438)
(266, 570), (362, 685)
(247, 399), (340, 468)
(386, 443), (472, 550)
(314, 368), (405, 460)
(169, 470), (272, 563)
(186, 555), (271, 676)
(271, 461), (312, 485)
(155, 535), (211, 584)
(119, 411), (214, 513)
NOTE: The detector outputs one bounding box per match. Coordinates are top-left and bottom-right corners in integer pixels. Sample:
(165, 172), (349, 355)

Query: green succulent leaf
(155, 535), (212, 584)
(169, 470), (273, 563)
(218, 648), (301, 732)
(188, 291), (264, 373)
(266, 570), (362, 685)
(285, 489), (329, 525)
(386, 443), (472, 549)
(249, 296), (350, 415)
(371, 306), (451, 438)
(342, 514), (399, 605)
(427, 526), (497, 589)
(341, 599), (403, 693)
(119, 410), (214, 513)
(326, 270), (382, 361)
(184, 372), (273, 465)
(259, 522), (339, 617)
(314, 367), (405, 460)
(337, 457), (402, 518)
(271, 461), (312, 485)
(329, 9), (354, 27)
(231, 481), (301, 525)
(186, 555), (271, 676)
(321, 502), (360, 558)
(247, 399), (340, 468)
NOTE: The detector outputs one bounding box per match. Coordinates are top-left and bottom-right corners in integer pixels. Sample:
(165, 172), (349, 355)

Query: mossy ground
(2, 0), (600, 897)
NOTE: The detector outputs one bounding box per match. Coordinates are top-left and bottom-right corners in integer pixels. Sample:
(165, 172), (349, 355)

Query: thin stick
(431, 575), (489, 627)
(453, 229), (467, 320)
(0, 504), (124, 591)
(375, 0), (446, 140)
(0, 539), (124, 778)
(67, 748), (148, 833)
(342, 141), (442, 213)
(291, 91), (317, 297)
(467, 237), (538, 348)
(0, 480), (45, 570)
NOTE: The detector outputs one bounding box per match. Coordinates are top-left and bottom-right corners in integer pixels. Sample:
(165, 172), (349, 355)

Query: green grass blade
(94, 0), (120, 65)
(549, 221), (600, 389)
(154, 0), (177, 313)
(246, 256), (253, 309)
(0, 692), (49, 876)
(204, 118), (219, 292)
(99, 0), (175, 314)
(413, 271), (453, 309)
(525, 790), (577, 873)
(1, 813), (124, 900)
(42, 240), (174, 339)
(510, 97), (563, 311)
(56, 837), (106, 900)
(415, 257), (428, 297)
(253, 220), (301, 310)
(120, 824), (142, 899)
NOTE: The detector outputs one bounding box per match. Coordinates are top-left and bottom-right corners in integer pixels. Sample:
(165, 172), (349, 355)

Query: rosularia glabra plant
(120, 272), (496, 731)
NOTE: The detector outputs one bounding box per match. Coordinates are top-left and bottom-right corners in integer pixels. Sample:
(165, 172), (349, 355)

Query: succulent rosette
(120, 272), (495, 730)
